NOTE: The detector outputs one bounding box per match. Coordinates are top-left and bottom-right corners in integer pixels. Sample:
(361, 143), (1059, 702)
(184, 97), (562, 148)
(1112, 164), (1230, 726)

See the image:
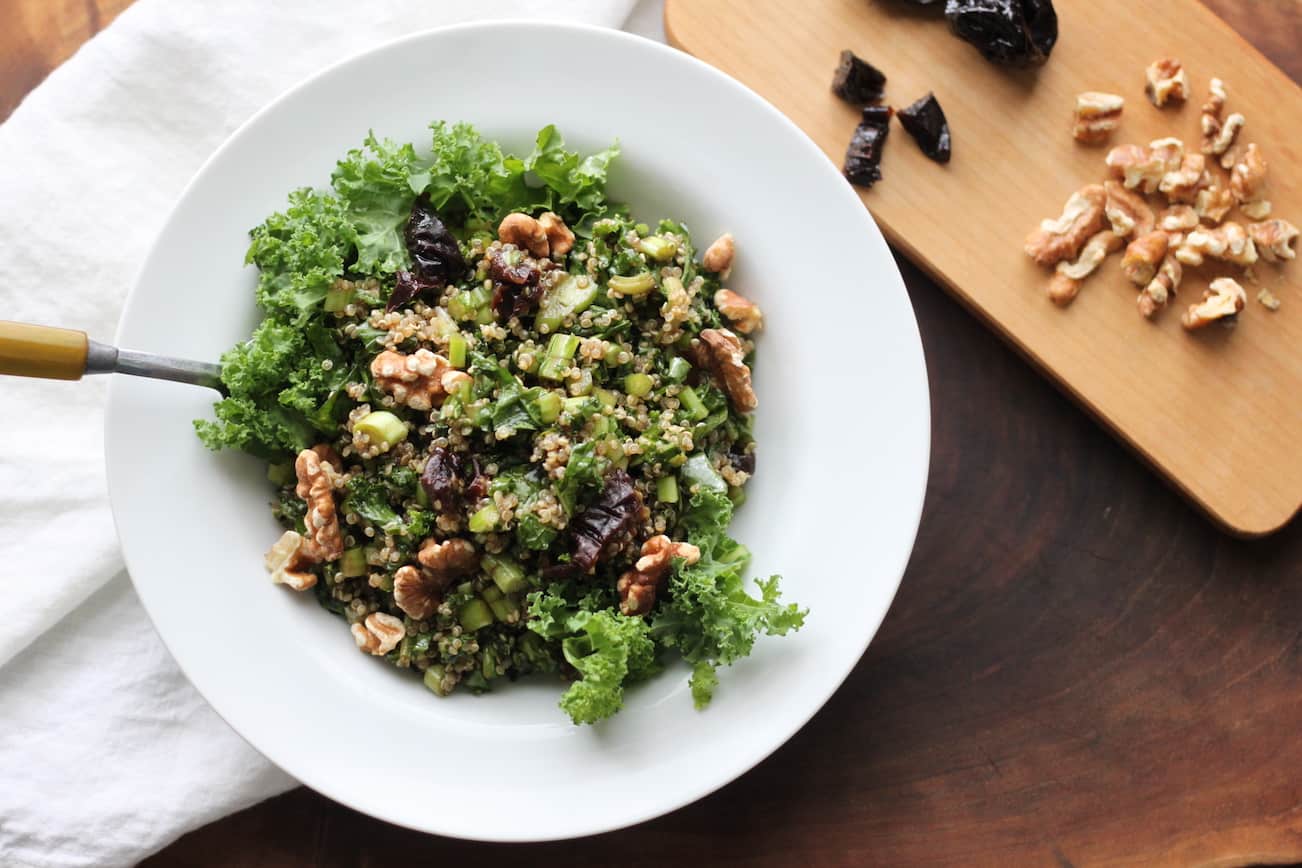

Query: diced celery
(535, 274), (600, 333)
(488, 595), (518, 622)
(594, 388), (618, 408)
(482, 553), (529, 594)
(682, 453), (727, 493)
(355, 411), (408, 448)
(414, 483), (430, 507)
(440, 397), (462, 422)
(266, 462), (294, 486)
(468, 503), (500, 533)
(474, 304), (495, 325)
(624, 372), (653, 397)
(563, 396), (592, 417)
(481, 647), (497, 680)
(590, 416), (614, 437)
(449, 286), (492, 322)
(608, 272), (655, 296)
(427, 308), (459, 340)
(637, 235), (678, 262)
(481, 585), (503, 604)
(324, 284), (354, 312)
(666, 356), (692, 382)
(656, 475), (679, 503)
(728, 485), (747, 507)
(634, 222), (650, 235)
(539, 333), (580, 381)
(423, 664), (450, 695)
(459, 599), (495, 632)
(447, 334), (467, 368)
(568, 369), (593, 396)
(536, 391), (562, 424)
(340, 548), (367, 578)
(678, 386), (709, 421)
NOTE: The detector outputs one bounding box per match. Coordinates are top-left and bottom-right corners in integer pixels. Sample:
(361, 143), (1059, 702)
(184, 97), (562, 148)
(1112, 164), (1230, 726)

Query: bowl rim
(106, 18), (930, 841)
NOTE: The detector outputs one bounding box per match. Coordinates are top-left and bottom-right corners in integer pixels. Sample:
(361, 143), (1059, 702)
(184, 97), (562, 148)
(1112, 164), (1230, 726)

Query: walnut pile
(1031, 67), (1294, 323)
(616, 535), (701, 616)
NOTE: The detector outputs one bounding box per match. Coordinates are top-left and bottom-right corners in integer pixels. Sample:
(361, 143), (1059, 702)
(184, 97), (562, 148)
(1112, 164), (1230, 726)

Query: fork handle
(0, 321), (88, 381)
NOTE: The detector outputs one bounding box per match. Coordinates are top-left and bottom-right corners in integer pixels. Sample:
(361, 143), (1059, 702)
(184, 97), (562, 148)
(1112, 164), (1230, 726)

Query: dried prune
(566, 470), (644, 574)
(420, 446), (464, 511)
(843, 106), (894, 188)
(385, 269), (434, 313)
(831, 50), (887, 105)
(488, 247), (543, 318)
(405, 202), (466, 286)
(897, 92), (952, 163)
(944, 0), (1058, 67)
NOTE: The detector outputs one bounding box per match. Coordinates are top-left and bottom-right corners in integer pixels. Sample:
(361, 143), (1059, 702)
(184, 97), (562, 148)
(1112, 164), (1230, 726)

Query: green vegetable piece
(468, 503), (500, 533)
(569, 369), (593, 396)
(594, 388), (618, 408)
(667, 356), (692, 382)
(439, 397), (462, 422)
(608, 272), (655, 296)
(339, 548), (367, 578)
(535, 274), (600, 333)
(562, 396), (592, 417)
(482, 553), (529, 594)
(414, 482), (430, 507)
(656, 475), (679, 503)
(590, 416), (614, 437)
(624, 372), (653, 397)
(678, 385), (709, 421)
(488, 595), (518, 622)
(728, 485), (747, 507)
(637, 235), (678, 263)
(539, 333), (580, 381)
(682, 453), (727, 493)
(449, 286), (491, 322)
(634, 222), (650, 235)
(355, 411), (408, 448)
(323, 283), (355, 312)
(536, 391), (562, 423)
(423, 665), (450, 696)
(481, 585), (503, 604)
(448, 334), (467, 368)
(459, 599), (495, 633)
(266, 462), (294, 486)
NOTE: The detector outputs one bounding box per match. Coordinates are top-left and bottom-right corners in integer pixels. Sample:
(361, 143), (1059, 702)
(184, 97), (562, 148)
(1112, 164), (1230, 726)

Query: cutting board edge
(664, 0), (1302, 539)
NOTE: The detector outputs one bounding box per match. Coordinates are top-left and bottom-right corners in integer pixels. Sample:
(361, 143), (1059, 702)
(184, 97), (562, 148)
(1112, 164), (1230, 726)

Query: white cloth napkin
(0, 2), (658, 865)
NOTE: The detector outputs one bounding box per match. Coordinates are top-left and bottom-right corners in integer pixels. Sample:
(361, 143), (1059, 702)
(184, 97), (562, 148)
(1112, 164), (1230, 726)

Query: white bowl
(105, 21), (929, 841)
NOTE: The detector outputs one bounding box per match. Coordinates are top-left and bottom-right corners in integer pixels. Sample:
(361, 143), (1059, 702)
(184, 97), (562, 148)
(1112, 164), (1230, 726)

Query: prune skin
(897, 92), (952, 163)
(406, 202), (466, 284)
(566, 470), (644, 574)
(843, 106), (894, 188)
(831, 49), (887, 104)
(944, 0), (1058, 67)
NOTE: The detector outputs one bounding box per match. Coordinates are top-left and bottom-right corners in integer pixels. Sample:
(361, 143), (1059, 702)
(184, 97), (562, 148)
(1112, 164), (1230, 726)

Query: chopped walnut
(1158, 153), (1209, 204)
(1257, 286), (1281, 311)
(616, 535), (701, 616)
(1138, 253), (1183, 318)
(1158, 205), (1198, 233)
(1121, 231), (1169, 286)
(1024, 185), (1108, 267)
(702, 233), (735, 276)
(392, 566), (440, 621)
(1106, 138), (1183, 193)
(417, 537), (479, 579)
(1247, 219), (1299, 262)
(294, 447), (343, 563)
(1193, 184), (1234, 225)
(1241, 200), (1273, 221)
(1199, 78), (1245, 159)
(1175, 222), (1258, 267)
(1104, 181), (1155, 238)
(714, 289), (763, 333)
(1048, 230), (1122, 306)
(1145, 58), (1189, 107)
(1229, 143), (1268, 210)
(371, 348), (451, 411)
(497, 212), (549, 258)
(351, 612), (405, 656)
(537, 212), (574, 257)
(698, 328), (757, 413)
(1181, 277), (1246, 330)
(1073, 92), (1124, 144)
(264, 530), (316, 591)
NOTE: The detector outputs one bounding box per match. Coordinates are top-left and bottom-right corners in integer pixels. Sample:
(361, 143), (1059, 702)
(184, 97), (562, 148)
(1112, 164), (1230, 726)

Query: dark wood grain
(3, 1), (1298, 866)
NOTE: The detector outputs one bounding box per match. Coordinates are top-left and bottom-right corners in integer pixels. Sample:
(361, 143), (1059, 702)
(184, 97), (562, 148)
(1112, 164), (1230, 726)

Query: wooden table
(5, 2), (1300, 865)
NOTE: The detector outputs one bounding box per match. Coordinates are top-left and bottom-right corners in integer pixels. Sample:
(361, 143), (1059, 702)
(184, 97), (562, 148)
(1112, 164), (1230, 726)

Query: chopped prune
(488, 247), (544, 318)
(729, 448), (756, 476)
(897, 92), (952, 163)
(831, 50), (887, 105)
(566, 470), (644, 574)
(405, 202), (466, 287)
(843, 105), (894, 188)
(944, 0), (1058, 67)
(385, 269), (434, 313)
(420, 446), (465, 511)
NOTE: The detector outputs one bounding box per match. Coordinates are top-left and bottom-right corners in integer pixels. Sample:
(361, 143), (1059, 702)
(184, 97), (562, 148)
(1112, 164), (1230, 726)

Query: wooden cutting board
(666, 0), (1302, 536)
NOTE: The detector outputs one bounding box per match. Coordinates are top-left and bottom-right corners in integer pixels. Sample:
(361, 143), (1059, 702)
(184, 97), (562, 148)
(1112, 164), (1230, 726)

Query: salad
(195, 122), (804, 725)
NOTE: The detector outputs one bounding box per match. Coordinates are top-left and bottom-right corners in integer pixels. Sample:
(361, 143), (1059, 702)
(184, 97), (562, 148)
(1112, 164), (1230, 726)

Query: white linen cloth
(0, 1), (661, 864)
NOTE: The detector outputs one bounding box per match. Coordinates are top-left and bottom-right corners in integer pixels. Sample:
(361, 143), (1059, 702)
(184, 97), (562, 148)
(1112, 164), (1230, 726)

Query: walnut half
(264, 530), (316, 591)
(371, 348), (452, 412)
(1145, 58), (1189, 107)
(1073, 92), (1124, 144)
(1048, 230), (1122, 307)
(616, 535), (702, 616)
(351, 612), (405, 656)
(1025, 185), (1108, 267)
(1247, 219), (1298, 263)
(294, 447), (343, 563)
(714, 289), (763, 334)
(698, 328), (757, 413)
(1181, 277), (1246, 330)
